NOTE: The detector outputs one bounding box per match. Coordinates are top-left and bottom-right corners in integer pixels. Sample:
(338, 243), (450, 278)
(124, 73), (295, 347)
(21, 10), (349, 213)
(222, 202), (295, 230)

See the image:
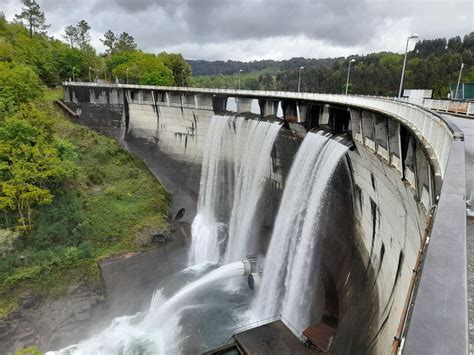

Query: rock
(135, 227), (172, 247)
(0, 281), (108, 354)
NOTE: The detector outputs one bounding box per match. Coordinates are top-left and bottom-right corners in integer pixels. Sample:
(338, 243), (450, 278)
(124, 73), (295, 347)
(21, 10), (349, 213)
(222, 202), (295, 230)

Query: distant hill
(188, 33), (474, 98)
(187, 57), (340, 76)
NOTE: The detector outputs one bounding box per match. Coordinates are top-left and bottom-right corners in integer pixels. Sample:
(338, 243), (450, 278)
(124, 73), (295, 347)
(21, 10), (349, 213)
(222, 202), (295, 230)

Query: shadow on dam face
(313, 158), (380, 354)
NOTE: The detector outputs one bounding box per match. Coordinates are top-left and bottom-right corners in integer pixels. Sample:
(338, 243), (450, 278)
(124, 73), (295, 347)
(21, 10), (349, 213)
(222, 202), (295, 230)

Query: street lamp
(95, 69), (99, 82)
(182, 69), (185, 86)
(297, 66), (304, 93)
(398, 33), (419, 98)
(72, 66), (75, 82)
(89, 66), (92, 82)
(345, 59), (356, 95)
(126, 68), (129, 84)
(454, 62), (464, 100)
(238, 69), (243, 90)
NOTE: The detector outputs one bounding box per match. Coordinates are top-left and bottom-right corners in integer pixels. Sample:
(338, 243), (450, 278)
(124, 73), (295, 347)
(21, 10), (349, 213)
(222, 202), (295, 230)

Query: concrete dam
(56, 82), (467, 354)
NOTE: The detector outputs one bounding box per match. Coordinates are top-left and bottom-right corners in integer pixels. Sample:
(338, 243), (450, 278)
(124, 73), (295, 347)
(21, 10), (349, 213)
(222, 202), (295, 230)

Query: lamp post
(297, 66), (304, 93)
(238, 69), (243, 90)
(182, 69), (185, 86)
(454, 62), (464, 100)
(88, 66), (92, 82)
(95, 69), (99, 82)
(126, 68), (129, 84)
(72, 67), (75, 82)
(398, 33), (419, 98)
(345, 59), (356, 95)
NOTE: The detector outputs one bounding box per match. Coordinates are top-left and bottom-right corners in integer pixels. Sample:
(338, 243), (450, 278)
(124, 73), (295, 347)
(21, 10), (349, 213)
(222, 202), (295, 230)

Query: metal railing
(63, 82), (463, 178)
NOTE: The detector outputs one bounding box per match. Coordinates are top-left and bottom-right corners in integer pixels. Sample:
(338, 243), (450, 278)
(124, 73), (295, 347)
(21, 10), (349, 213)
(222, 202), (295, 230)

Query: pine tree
(115, 32), (137, 52)
(100, 30), (116, 54)
(63, 25), (79, 48)
(76, 20), (91, 49)
(14, 0), (50, 37)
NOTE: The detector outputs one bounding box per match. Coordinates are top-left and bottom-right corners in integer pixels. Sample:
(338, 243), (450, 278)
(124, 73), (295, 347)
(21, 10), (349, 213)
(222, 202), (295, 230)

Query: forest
(0, 0), (172, 334)
(190, 33), (474, 98)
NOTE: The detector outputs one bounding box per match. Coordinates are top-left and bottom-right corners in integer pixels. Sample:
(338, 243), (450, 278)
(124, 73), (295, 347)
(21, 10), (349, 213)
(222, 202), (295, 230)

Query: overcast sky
(2, 0), (473, 61)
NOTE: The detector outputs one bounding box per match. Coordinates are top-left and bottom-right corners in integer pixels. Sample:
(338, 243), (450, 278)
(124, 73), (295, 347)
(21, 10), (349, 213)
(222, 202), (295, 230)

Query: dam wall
(62, 82), (467, 355)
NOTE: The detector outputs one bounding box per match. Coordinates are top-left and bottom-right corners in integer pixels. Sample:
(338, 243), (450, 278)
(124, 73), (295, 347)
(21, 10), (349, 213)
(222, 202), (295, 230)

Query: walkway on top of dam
(445, 114), (474, 354)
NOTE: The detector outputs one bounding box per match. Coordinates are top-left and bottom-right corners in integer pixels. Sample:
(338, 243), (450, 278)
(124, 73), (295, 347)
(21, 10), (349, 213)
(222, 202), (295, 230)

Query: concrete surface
(443, 115), (474, 354)
(233, 320), (315, 354)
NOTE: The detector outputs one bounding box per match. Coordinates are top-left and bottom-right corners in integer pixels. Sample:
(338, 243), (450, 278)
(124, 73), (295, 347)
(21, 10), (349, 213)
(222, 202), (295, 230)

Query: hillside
(189, 33), (474, 98)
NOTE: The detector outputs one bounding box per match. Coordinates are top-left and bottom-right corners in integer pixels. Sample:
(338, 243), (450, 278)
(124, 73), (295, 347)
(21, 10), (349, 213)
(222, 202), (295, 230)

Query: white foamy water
(47, 262), (247, 355)
(190, 115), (280, 265)
(224, 119), (281, 262)
(252, 132), (347, 332)
(189, 115), (244, 264)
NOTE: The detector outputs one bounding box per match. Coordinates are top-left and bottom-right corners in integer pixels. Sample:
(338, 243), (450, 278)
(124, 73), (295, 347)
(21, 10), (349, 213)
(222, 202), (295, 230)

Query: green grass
(0, 97), (170, 318)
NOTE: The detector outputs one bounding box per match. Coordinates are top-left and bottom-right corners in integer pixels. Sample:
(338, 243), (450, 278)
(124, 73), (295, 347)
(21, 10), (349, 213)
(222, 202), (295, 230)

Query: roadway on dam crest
(442, 114), (474, 354)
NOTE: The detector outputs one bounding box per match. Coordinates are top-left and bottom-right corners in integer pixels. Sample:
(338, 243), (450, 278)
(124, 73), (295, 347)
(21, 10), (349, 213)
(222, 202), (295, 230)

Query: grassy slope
(0, 90), (170, 317)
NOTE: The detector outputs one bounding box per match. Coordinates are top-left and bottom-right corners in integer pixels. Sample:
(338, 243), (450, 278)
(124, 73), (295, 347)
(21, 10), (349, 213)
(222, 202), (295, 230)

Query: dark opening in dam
(49, 84), (467, 355)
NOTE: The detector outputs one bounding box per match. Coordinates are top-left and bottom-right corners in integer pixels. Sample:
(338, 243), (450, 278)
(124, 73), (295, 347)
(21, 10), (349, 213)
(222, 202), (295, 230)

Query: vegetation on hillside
(0, 6), (190, 86)
(0, 1), (171, 319)
(191, 33), (474, 98)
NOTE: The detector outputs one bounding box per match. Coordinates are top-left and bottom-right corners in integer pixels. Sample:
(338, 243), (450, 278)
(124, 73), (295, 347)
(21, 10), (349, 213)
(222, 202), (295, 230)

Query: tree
(100, 30), (116, 54)
(14, 0), (50, 37)
(0, 62), (43, 118)
(110, 52), (174, 86)
(0, 106), (75, 229)
(63, 25), (79, 48)
(159, 52), (192, 85)
(115, 32), (137, 52)
(76, 20), (91, 49)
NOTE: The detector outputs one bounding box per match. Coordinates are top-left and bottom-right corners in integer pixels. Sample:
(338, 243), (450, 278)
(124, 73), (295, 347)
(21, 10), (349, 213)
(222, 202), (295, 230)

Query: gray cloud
(2, 0), (473, 60)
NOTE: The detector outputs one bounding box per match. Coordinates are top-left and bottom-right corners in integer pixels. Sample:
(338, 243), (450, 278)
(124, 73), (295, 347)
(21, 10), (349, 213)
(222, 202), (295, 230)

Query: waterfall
(47, 262), (248, 355)
(190, 115), (280, 265)
(224, 119), (281, 262)
(252, 132), (347, 332)
(189, 115), (244, 264)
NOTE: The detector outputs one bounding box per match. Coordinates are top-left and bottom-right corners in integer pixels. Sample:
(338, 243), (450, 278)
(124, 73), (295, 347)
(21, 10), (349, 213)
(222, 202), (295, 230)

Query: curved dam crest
(56, 83), (467, 355)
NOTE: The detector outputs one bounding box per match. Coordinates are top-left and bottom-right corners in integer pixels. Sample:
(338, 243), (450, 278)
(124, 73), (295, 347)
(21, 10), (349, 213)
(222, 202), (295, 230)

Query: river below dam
(47, 114), (347, 355)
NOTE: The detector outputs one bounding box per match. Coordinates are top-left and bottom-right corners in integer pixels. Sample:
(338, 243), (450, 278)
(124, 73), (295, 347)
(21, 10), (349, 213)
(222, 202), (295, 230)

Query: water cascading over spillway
(189, 115), (245, 264)
(47, 262), (249, 355)
(190, 115), (281, 265)
(252, 132), (348, 332)
(224, 119), (281, 262)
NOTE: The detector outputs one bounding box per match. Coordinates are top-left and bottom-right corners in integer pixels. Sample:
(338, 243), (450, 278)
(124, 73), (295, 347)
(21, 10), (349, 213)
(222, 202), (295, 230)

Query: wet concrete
(233, 320), (316, 354)
(122, 136), (201, 224)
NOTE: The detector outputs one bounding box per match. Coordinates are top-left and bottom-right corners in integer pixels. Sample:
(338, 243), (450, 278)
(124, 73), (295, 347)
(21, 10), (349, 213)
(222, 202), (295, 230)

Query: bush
(0, 63), (43, 118)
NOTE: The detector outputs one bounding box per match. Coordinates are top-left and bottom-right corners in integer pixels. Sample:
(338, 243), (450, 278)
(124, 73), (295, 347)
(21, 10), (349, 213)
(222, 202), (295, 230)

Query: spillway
(190, 115), (281, 265)
(253, 132), (348, 332)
